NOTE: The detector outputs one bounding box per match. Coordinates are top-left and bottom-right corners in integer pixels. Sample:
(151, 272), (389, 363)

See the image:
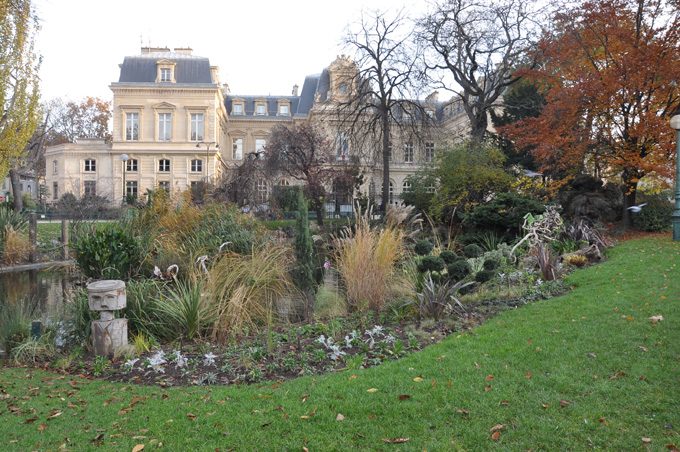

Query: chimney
(292, 84), (299, 96)
(141, 46), (170, 54)
(210, 66), (220, 84)
(173, 47), (193, 55)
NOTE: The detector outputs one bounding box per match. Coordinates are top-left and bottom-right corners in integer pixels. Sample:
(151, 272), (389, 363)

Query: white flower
(122, 358), (139, 372)
(203, 352), (217, 367)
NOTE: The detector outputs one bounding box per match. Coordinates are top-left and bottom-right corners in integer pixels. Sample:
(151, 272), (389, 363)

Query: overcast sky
(33, 0), (429, 103)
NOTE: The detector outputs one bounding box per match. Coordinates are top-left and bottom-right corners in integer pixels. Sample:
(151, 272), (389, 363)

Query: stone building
(45, 47), (470, 208)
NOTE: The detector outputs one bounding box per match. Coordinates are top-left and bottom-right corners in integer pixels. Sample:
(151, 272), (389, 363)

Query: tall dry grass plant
(207, 245), (293, 339)
(333, 206), (406, 314)
(3, 227), (32, 265)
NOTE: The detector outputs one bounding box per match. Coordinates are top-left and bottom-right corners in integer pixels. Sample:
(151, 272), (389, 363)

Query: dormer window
(279, 105), (289, 115)
(160, 68), (171, 82)
(277, 98), (291, 116)
(155, 59), (176, 83)
(256, 105), (266, 116)
(233, 104), (243, 115)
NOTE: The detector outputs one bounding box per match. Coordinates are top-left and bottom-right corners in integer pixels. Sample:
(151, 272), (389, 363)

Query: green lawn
(1, 237), (678, 451)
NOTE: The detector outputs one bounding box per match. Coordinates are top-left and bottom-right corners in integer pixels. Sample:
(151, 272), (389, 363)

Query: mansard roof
(224, 95), (301, 118)
(116, 51), (214, 85)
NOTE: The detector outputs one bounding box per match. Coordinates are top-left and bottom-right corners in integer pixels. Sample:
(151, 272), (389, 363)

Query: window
(426, 183), (436, 193)
(233, 104), (243, 115)
(279, 179), (290, 186)
(387, 143), (393, 162)
(126, 113), (139, 141)
(425, 142), (434, 163)
(279, 105), (289, 115)
(336, 132), (349, 159)
(404, 142), (414, 163)
(53, 160), (58, 174)
(426, 109), (434, 118)
(126, 181), (138, 198)
(158, 113), (172, 141)
(190, 113), (204, 141)
(191, 159), (203, 172)
(158, 181), (170, 192)
(160, 68), (171, 82)
(402, 181), (412, 193)
(255, 139), (266, 159)
(232, 138), (243, 160)
(389, 181), (394, 204)
(84, 181), (96, 197)
(256, 105), (266, 116)
(158, 159), (170, 172)
(53, 182), (58, 200)
(126, 159), (138, 172)
(255, 179), (268, 203)
(84, 159), (96, 172)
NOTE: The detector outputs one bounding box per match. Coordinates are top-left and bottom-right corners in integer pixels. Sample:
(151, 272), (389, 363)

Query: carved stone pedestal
(87, 280), (127, 357)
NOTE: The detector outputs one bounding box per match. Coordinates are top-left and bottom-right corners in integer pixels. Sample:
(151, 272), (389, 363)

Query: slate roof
(224, 95), (301, 118)
(115, 51), (214, 85)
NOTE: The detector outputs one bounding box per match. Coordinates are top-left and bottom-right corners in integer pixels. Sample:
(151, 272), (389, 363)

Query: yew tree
(501, 0), (680, 226)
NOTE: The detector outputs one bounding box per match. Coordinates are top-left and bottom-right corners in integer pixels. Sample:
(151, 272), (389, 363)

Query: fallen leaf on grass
(485, 375), (494, 381)
(637, 346), (648, 352)
(489, 424), (506, 432)
(492, 431), (500, 441)
(381, 438), (410, 443)
(474, 362), (481, 368)
(348, 375), (358, 381)
(398, 395), (411, 400)
(541, 404), (550, 408)
(186, 413), (196, 420)
(649, 315), (664, 322)
(559, 400), (570, 406)
(90, 434), (104, 443)
(132, 445), (145, 452)
(301, 394), (309, 403)
(413, 377), (423, 382)
(38, 423), (48, 431)
(367, 388), (379, 393)
(500, 401), (509, 406)
(642, 438), (652, 443)
(484, 385), (492, 392)
(525, 372), (533, 379)
(586, 353), (597, 358)
(336, 413), (345, 421)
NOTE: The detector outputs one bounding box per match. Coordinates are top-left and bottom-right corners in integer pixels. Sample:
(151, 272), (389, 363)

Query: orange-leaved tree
(500, 0), (680, 226)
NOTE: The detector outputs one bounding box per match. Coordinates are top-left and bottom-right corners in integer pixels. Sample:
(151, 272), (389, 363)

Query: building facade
(45, 47), (470, 207)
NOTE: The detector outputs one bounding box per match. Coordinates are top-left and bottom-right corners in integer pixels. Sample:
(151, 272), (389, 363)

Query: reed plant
(2, 226), (32, 265)
(333, 207), (406, 314)
(207, 245), (293, 339)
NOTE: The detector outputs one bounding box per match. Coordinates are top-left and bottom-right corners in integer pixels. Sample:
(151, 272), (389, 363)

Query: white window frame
(158, 113), (172, 141)
(53, 160), (58, 174)
(158, 159), (170, 172)
(84, 180), (97, 197)
(160, 68), (171, 82)
(158, 181), (170, 192)
(125, 113), (139, 141)
(279, 105), (289, 116)
(84, 159), (96, 172)
(126, 159), (138, 172)
(191, 159), (203, 173)
(233, 104), (243, 115)
(256, 104), (266, 116)
(232, 138), (243, 160)
(126, 181), (138, 197)
(425, 142), (435, 163)
(190, 113), (204, 142)
(404, 142), (414, 163)
(336, 131), (349, 160)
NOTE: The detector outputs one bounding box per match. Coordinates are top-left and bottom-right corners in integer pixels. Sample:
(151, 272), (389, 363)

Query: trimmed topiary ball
(414, 240), (434, 256)
(464, 244), (482, 258)
(475, 270), (495, 283)
(482, 259), (499, 271)
(418, 255), (446, 273)
(439, 250), (459, 265)
(447, 260), (471, 281)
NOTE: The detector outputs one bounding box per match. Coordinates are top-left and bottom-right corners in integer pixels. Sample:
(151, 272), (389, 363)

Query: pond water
(0, 266), (81, 319)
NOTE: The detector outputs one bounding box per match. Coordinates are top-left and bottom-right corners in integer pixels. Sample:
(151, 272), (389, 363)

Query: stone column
(87, 280), (127, 356)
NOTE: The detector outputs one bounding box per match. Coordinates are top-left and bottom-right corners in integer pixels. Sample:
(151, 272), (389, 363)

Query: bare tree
(419, 0), (544, 141)
(340, 9), (431, 213)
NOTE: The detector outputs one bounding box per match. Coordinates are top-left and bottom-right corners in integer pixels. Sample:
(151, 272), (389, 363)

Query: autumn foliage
(500, 0), (680, 224)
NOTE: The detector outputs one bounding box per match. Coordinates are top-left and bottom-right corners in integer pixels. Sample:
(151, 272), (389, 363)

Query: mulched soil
(68, 297), (530, 388)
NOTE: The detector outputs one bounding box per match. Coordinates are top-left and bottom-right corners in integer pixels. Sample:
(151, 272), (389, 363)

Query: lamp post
(670, 116), (680, 241)
(196, 141), (219, 186)
(121, 154), (129, 206)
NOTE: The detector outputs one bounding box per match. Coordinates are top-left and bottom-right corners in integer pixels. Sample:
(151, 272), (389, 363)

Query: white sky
(33, 0), (428, 103)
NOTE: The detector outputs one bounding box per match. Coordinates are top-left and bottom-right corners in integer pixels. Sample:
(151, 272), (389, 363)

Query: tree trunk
(621, 171), (639, 228)
(381, 114), (391, 214)
(9, 169), (23, 212)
